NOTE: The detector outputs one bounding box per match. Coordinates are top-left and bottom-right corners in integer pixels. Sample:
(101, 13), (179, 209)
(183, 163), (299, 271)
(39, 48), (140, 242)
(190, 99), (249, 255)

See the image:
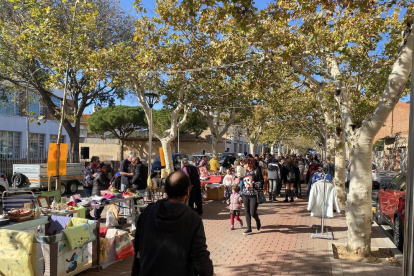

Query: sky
(84, 0), (411, 113)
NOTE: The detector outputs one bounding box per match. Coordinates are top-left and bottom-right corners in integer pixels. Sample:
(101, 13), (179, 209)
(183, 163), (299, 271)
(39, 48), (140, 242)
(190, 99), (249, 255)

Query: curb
(327, 221), (403, 271)
(372, 221), (403, 266)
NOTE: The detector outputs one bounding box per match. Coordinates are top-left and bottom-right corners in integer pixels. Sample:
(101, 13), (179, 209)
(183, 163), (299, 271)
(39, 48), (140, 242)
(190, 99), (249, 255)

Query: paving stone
(77, 184), (402, 276)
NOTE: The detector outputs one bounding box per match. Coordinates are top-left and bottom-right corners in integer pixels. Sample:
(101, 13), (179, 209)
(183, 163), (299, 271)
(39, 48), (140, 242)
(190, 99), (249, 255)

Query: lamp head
(144, 92), (159, 108)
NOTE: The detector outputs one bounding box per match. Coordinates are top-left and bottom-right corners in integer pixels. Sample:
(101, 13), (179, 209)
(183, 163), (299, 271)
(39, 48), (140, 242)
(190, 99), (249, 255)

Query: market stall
(201, 175), (225, 200)
(0, 189), (141, 276)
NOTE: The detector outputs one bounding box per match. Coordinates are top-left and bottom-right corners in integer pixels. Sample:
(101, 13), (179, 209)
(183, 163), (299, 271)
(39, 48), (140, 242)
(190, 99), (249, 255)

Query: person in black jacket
(131, 157), (148, 197)
(92, 163), (110, 221)
(267, 156), (281, 202)
(131, 171), (214, 276)
(183, 164), (203, 215)
(283, 157), (296, 202)
(241, 157), (263, 235)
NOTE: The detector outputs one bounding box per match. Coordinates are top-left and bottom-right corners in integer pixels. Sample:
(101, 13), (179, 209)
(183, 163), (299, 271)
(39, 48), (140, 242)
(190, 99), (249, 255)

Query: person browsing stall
(132, 171), (214, 276)
(92, 163), (110, 221)
(84, 156), (100, 197)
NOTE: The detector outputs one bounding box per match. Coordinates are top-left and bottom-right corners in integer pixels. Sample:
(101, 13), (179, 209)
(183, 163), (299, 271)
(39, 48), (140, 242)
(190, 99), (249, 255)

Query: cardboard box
(206, 185), (224, 200)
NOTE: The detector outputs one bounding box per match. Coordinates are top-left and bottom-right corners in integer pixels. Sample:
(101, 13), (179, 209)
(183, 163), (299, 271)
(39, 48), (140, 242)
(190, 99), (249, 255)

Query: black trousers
(188, 183), (203, 215)
(242, 195), (260, 229)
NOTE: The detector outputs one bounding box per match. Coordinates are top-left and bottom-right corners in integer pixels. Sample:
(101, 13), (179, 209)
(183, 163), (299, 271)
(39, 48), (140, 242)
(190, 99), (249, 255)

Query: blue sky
(84, 1), (410, 113)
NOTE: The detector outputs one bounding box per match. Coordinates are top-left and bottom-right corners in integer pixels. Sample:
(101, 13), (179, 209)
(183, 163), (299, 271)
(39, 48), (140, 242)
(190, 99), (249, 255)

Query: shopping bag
(257, 190), (266, 204)
(106, 210), (118, 227)
(115, 230), (135, 260)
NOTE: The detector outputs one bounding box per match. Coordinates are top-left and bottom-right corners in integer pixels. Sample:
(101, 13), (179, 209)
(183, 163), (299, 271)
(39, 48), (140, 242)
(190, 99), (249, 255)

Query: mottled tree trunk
(161, 139), (174, 173)
(212, 135), (219, 157)
(346, 137), (373, 255)
(334, 130), (346, 205)
(249, 142), (255, 155)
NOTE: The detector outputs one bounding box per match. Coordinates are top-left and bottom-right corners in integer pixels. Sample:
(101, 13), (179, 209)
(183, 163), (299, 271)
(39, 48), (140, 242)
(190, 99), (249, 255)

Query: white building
(0, 90), (70, 159)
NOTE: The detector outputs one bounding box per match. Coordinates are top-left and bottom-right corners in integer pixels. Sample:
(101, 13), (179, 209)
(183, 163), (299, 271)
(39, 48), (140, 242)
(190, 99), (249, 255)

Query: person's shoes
(290, 198), (294, 202)
(243, 229), (252, 235)
(230, 225), (235, 230)
(256, 220), (261, 231)
(272, 198), (278, 202)
(295, 197), (298, 200)
(239, 220), (243, 228)
(283, 198), (289, 202)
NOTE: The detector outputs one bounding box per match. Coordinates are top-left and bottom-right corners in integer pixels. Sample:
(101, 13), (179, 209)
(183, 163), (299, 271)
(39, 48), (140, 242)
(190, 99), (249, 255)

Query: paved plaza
(79, 184), (402, 276)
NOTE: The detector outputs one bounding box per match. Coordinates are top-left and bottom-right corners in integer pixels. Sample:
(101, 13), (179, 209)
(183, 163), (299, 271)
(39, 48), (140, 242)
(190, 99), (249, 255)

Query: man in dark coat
(119, 152), (135, 192)
(132, 171), (214, 276)
(131, 157), (148, 194)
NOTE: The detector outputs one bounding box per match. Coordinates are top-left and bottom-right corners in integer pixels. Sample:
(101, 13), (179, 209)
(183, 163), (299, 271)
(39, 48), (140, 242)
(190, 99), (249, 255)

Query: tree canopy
(88, 105), (147, 160)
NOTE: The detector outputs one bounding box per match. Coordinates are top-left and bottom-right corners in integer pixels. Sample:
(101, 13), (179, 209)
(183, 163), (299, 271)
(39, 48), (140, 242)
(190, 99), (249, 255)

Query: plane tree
(0, 0), (134, 161)
(88, 106), (147, 160)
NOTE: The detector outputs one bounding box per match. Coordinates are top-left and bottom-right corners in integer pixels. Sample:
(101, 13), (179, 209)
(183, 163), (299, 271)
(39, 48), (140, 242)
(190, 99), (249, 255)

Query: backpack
(287, 165), (296, 182)
(267, 163), (280, 181)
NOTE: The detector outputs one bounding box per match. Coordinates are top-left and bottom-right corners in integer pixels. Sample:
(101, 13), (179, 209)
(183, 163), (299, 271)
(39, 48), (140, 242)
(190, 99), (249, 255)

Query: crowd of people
(83, 151), (333, 276)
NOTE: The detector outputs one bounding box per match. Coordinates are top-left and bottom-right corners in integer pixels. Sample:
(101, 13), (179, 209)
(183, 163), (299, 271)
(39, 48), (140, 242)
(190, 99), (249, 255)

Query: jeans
(242, 195), (260, 229)
(121, 183), (128, 213)
(94, 207), (104, 220)
(269, 179), (277, 199)
(121, 183), (128, 192)
(239, 180), (243, 194)
(84, 187), (92, 197)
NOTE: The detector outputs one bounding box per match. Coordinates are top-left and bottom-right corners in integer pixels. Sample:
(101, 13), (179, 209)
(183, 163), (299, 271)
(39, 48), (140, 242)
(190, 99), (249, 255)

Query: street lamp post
(145, 92), (159, 178)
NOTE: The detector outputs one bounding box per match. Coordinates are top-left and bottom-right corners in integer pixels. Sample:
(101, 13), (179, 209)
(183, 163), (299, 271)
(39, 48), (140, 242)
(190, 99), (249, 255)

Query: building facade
(0, 90), (70, 160)
(373, 101), (409, 172)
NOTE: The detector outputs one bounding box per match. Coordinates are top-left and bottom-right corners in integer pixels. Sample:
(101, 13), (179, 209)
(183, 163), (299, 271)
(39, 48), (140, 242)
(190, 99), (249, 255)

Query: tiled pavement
(78, 184), (402, 276)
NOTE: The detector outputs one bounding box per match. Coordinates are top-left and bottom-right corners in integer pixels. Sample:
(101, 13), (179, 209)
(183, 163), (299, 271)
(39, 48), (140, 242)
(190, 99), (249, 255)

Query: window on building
(0, 131), (21, 159)
(28, 94), (46, 117)
(29, 133), (45, 159)
(50, 134), (65, 144)
(51, 97), (62, 108)
(0, 91), (21, 116)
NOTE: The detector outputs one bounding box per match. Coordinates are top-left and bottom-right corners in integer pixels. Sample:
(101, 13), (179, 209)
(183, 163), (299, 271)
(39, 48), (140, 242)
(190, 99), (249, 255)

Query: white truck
(3, 163), (85, 195)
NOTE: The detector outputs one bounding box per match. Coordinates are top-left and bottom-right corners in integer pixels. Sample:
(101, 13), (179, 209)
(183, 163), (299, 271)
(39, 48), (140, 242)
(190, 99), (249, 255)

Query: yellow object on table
(62, 223), (92, 250)
(74, 206), (86, 218)
(67, 217), (89, 227)
(100, 238), (108, 261)
(107, 205), (120, 220)
(0, 229), (35, 276)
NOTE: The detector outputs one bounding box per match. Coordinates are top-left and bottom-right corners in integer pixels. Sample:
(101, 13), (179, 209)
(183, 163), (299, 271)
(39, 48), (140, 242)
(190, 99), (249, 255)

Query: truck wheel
(60, 183), (66, 195)
(12, 173), (25, 188)
(66, 181), (78, 194)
